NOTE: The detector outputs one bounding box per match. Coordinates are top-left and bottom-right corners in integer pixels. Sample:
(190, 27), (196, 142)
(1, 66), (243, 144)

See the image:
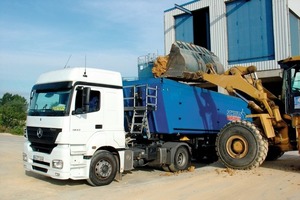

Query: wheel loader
(154, 41), (300, 169)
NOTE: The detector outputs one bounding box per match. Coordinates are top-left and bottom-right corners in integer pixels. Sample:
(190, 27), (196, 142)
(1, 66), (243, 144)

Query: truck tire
(87, 150), (117, 186)
(216, 121), (268, 170)
(169, 146), (190, 172)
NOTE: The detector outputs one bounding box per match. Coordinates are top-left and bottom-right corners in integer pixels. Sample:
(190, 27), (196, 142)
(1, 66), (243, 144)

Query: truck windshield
(28, 90), (71, 116)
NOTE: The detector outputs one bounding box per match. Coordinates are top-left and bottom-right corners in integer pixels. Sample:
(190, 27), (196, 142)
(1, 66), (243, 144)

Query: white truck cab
(23, 67), (127, 186)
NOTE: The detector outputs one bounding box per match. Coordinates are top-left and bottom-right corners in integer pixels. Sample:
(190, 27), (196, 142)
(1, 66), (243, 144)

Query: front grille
(33, 159), (50, 167)
(27, 126), (61, 154)
(30, 143), (57, 154)
(32, 166), (48, 173)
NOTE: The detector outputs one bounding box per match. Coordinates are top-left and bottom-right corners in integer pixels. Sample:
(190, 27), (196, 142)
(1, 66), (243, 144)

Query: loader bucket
(152, 41), (224, 78)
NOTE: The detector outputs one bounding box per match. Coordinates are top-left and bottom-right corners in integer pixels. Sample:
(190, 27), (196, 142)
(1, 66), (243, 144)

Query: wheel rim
(95, 159), (112, 179)
(176, 151), (186, 167)
(226, 135), (249, 159)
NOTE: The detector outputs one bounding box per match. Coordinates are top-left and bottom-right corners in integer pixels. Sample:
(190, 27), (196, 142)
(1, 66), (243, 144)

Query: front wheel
(87, 150), (117, 186)
(169, 146), (191, 172)
(216, 121), (268, 170)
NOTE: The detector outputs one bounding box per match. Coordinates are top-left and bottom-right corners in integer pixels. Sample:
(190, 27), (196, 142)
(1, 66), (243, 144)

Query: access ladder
(123, 84), (158, 139)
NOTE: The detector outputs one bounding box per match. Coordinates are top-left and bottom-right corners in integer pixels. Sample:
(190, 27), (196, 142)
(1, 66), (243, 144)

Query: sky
(0, 0), (299, 100)
(0, 0), (189, 99)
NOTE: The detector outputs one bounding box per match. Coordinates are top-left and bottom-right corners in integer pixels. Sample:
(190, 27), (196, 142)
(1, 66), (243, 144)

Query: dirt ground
(0, 133), (299, 200)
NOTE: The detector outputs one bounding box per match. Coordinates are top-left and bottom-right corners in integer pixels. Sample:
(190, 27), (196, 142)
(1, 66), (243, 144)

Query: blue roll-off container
(123, 78), (251, 136)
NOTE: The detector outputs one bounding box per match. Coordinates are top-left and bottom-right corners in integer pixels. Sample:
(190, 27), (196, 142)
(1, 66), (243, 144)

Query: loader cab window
(283, 66), (300, 113)
(291, 68), (300, 92)
(74, 88), (100, 114)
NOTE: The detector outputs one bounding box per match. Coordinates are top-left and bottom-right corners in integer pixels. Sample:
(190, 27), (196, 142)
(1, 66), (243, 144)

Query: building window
(226, 0), (275, 64)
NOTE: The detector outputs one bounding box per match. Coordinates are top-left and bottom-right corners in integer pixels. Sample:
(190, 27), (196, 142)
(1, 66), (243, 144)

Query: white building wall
(164, 0), (292, 71)
(164, 0), (228, 67)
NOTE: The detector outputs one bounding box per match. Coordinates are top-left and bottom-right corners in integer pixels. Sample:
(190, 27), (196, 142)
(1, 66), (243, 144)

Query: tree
(0, 93), (28, 135)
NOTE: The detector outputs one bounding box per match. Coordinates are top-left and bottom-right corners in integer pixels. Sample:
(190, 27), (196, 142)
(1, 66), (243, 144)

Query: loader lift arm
(183, 64), (292, 152)
(152, 41), (296, 154)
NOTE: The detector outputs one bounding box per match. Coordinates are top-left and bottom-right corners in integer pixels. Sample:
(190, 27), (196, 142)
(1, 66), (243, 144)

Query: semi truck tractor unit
(23, 42), (300, 186)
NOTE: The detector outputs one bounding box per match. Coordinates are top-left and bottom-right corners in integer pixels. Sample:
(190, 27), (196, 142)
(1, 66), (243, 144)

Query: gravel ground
(0, 133), (299, 200)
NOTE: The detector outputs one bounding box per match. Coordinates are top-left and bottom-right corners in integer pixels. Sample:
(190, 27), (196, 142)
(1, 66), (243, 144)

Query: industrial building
(162, 0), (300, 95)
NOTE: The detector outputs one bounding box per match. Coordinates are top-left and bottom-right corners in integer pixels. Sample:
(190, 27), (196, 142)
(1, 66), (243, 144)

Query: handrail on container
(123, 84), (157, 111)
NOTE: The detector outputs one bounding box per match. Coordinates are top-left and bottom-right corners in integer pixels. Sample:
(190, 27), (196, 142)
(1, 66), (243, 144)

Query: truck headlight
(23, 153), (28, 161)
(52, 160), (63, 169)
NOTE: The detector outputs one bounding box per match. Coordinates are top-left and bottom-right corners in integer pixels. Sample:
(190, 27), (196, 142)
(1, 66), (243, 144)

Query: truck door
(69, 85), (104, 144)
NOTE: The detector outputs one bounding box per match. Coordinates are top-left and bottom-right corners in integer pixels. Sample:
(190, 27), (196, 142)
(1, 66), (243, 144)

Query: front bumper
(23, 141), (90, 180)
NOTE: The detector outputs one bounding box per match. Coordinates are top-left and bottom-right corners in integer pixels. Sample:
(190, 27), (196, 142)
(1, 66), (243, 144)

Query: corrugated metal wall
(164, 0), (292, 71)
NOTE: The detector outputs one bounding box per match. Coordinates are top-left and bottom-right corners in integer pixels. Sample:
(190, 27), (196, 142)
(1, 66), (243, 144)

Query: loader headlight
(52, 160), (63, 169)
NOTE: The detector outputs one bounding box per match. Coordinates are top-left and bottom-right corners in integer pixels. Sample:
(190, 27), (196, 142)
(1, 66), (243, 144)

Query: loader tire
(87, 150), (117, 186)
(266, 145), (284, 161)
(216, 121), (268, 170)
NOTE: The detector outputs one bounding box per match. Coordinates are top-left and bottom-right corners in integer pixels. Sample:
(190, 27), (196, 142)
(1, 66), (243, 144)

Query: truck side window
(89, 91), (100, 112)
(75, 89), (101, 113)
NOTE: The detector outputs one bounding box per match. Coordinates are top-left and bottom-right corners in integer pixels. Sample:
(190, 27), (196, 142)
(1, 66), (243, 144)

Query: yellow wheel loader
(154, 41), (299, 169)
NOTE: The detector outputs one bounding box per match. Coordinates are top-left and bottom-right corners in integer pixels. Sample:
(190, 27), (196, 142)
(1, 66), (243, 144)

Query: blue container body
(123, 78), (251, 135)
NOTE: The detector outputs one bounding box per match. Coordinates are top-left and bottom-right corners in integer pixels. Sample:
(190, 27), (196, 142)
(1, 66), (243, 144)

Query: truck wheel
(87, 150), (117, 186)
(216, 121), (268, 170)
(169, 146), (190, 172)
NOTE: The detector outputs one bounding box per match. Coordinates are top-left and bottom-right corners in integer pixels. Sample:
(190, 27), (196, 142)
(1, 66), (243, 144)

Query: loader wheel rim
(226, 135), (248, 159)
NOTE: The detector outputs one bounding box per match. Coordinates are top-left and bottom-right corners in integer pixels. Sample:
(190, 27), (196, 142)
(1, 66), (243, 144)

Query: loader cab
(279, 56), (300, 115)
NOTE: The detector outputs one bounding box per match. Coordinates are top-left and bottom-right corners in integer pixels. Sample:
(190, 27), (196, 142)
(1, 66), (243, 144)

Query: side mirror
(82, 87), (91, 113)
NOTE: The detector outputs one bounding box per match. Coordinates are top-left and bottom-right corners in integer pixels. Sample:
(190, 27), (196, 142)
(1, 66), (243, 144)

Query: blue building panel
(226, 0), (275, 64)
(175, 14), (194, 43)
(290, 12), (300, 56)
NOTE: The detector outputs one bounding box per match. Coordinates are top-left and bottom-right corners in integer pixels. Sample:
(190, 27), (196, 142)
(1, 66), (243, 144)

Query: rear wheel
(169, 146), (190, 172)
(87, 150), (117, 186)
(216, 121), (268, 170)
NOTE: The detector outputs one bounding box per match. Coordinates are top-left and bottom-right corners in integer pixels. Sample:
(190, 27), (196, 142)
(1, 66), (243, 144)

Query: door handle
(95, 124), (103, 129)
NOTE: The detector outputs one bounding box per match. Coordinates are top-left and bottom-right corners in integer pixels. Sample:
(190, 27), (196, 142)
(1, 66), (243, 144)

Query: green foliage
(0, 93), (28, 135)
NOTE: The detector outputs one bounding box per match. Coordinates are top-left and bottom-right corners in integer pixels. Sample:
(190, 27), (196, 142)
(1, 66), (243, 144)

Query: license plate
(33, 155), (44, 162)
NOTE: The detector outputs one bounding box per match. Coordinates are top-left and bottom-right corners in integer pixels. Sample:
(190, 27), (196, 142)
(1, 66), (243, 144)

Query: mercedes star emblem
(37, 128), (43, 138)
